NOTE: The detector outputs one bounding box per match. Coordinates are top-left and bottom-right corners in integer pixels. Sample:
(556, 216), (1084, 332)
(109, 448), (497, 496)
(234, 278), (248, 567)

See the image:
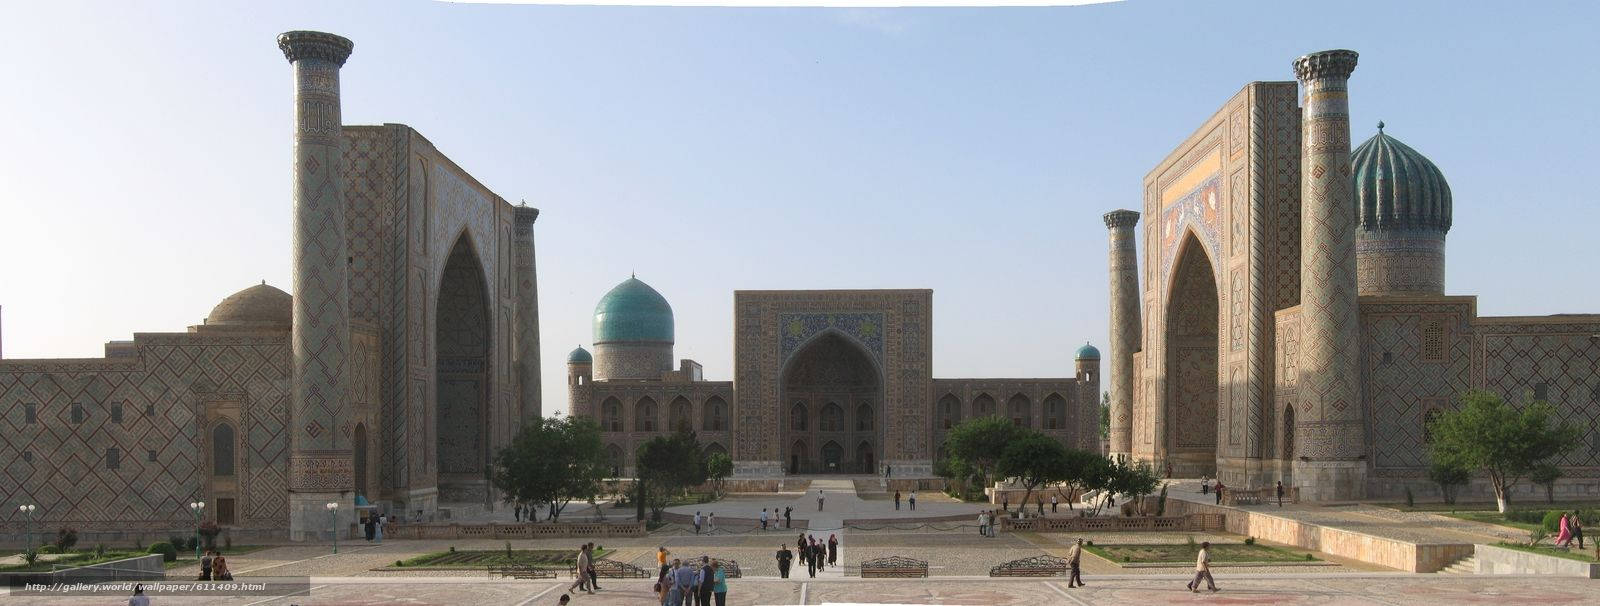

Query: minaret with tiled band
(279, 30), (355, 540)
(513, 205), (543, 424)
(1103, 209), (1141, 460)
(1292, 49), (1366, 500)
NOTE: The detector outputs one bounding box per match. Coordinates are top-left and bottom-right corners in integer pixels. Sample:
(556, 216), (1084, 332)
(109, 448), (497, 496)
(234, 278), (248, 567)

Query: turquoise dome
(1352, 123), (1452, 233)
(567, 346), (592, 364)
(592, 277), (674, 344)
(1075, 342), (1100, 360)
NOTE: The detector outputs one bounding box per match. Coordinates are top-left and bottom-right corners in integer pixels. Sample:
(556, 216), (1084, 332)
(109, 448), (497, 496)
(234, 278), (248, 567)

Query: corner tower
(1102, 209), (1140, 460)
(591, 276), (674, 381)
(279, 30), (355, 540)
(1352, 124), (1453, 296)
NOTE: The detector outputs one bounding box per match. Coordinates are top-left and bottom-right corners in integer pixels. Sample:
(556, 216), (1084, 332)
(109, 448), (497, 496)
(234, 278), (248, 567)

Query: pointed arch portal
(780, 332), (882, 474)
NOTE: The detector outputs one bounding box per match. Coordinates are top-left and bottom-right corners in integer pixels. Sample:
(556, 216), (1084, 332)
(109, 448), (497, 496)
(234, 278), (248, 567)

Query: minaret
(1103, 209), (1141, 461)
(567, 346), (594, 419)
(512, 205), (542, 425)
(1292, 49), (1365, 501)
(279, 30), (355, 540)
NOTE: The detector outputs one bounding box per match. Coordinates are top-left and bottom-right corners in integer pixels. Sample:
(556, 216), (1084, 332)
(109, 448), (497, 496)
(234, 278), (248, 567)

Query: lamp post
(325, 502), (339, 554)
(18, 504), (36, 554)
(188, 501), (205, 560)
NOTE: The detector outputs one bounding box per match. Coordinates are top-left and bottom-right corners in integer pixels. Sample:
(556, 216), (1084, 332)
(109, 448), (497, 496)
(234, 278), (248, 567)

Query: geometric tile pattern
(1480, 318), (1600, 470)
(1103, 210), (1140, 457)
(1360, 300), (1474, 470)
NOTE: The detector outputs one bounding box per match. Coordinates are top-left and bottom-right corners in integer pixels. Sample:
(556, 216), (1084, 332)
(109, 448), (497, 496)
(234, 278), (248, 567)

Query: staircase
(1437, 554), (1477, 574)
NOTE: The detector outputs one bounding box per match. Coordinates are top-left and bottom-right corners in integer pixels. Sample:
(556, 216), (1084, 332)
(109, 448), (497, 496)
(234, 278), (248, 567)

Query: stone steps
(1437, 555), (1476, 575)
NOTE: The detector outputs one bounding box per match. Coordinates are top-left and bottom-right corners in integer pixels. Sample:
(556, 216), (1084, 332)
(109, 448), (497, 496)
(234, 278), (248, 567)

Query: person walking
(586, 542), (602, 591)
(894, 490), (902, 511)
(1066, 538), (1085, 588)
(696, 556), (715, 606)
(1037, 498), (1045, 516)
(1275, 481), (1285, 508)
(1187, 541), (1218, 593)
(694, 511), (703, 535)
(712, 560), (728, 606)
(1574, 511), (1587, 550)
(909, 491), (917, 511)
(365, 514), (376, 541)
(760, 508), (769, 531)
(1051, 494), (1059, 513)
(806, 539), (818, 577)
(1558, 513), (1574, 547)
(708, 512), (716, 533)
(568, 544), (593, 594)
(977, 510), (988, 536)
(1003, 496), (1010, 512)
(818, 490), (825, 511)
(514, 503), (522, 522)
(784, 506), (792, 529)
(776, 543), (793, 579)
(375, 513), (384, 544)
(827, 534), (838, 567)
(1215, 482), (1225, 505)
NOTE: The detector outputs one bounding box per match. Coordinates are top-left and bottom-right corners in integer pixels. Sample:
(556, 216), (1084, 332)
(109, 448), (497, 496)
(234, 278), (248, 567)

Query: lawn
(1494, 542), (1600, 563)
(393, 548), (610, 569)
(1379, 500), (1600, 513)
(1442, 511), (1542, 532)
(1083, 542), (1316, 564)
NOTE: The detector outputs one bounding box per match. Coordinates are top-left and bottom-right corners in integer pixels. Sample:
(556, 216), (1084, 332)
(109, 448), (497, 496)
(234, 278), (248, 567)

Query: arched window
(821, 403), (844, 431)
(635, 397), (658, 432)
(601, 397), (623, 432)
(670, 396), (693, 432)
(605, 444), (624, 476)
(939, 394), (961, 430)
(212, 423), (235, 477)
(855, 403), (874, 431)
(1282, 404), (1296, 460)
(974, 393), (996, 417)
(703, 396), (728, 431)
(1008, 394), (1031, 428)
(791, 401), (808, 431)
(1043, 393), (1066, 430)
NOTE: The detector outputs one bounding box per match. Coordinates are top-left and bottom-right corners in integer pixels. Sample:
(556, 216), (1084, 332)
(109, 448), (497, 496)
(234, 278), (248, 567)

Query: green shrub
(449, 546), (457, 553)
(147, 542), (178, 562)
(1185, 535), (1197, 550)
(54, 528), (78, 552)
(1506, 509), (1546, 525)
(37, 545), (60, 554)
(395, 560), (404, 567)
(1529, 527), (1549, 546)
(1543, 510), (1565, 533)
(22, 550), (38, 566)
(94, 544), (106, 558)
(1305, 553), (1314, 561)
(1244, 537), (1256, 546)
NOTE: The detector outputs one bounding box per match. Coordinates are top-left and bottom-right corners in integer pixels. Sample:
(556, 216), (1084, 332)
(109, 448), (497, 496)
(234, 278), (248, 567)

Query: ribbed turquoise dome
(1075, 342), (1100, 360)
(567, 346), (592, 364)
(592, 277), (674, 344)
(1353, 123), (1452, 233)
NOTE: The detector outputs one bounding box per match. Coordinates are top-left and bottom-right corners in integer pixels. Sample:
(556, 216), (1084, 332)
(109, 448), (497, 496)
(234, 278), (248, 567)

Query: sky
(1, 1), (1596, 416)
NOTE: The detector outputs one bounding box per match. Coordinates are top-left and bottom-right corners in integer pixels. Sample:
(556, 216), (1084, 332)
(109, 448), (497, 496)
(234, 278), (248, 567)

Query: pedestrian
(128, 584), (150, 606)
(1166, 461), (1173, 478)
(827, 534), (838, 566)
(784, 506), (792, 529)
(977, 510), (988, 536)
(776, 543), (793, 578)
(1215, 482), (1224, 505)
(1559, 513), (1574, 547)
(708, 512), (716, 533)
(886, 464), (892, 478)
(375, 513), (384, 544)
(1187, 541), (1218, 593)
(910, 491), (917, 511)
(694, 511), (703, 535)
(894, 490), (902, 510)
(1275, 481), (1285, 508)
(514, 503), (522, 522)
(696, 556), (715, 606)
(673, 558), (697, 606)
(712, 560), (728, 606)
(990, 510), (999, 537)
(656, 567), (672, 606)
(1037, 497), (1044, 516)
(213, 551), (232, 581)
(818, 489), (825, 511)
(1003, 495), (1009, 512)
(761, 508), (769, 531)
(1574, 510), (1587, 550)
(199, 548), (214, 581)
(1051, 494), (1059, 513)
(665, 560), (686, 606)
(586, 542), (602, 591)
(365, 514), (376, 541)
(568, 544), (593, 594)
(1066, 538), (1085, 588)
(806, 539), (817, 577)
(657, 546), (671, 578)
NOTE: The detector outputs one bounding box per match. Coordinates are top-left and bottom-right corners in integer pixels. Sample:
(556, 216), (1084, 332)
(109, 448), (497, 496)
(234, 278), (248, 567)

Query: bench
(571, 559), (653, 579)
(680, 556), (742, 579)
(988, 555), (1069, 577)
(859, 556), (928, 578)
(488, 565), (557, 579)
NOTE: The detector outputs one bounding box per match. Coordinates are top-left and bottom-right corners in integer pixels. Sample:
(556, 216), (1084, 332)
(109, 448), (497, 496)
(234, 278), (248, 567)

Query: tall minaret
(1103, 209), (1140, 461)
(1291, 49), (1365, 501)
(279, 30), (355, 540)
(512, 205), (543, 425)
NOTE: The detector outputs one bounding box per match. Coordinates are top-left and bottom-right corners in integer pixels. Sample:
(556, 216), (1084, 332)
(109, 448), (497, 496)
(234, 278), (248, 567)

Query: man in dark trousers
(894, 490), (902, 510)
(1215, 482), (1225, 505)
(776, 544), (793, 579)
(784, 506), (792, 529)
(806, 539), (818, 577)
(697, 556), (716, 606)
(1067, 538), (1085, 588)
(1275, 481), (1285, 507)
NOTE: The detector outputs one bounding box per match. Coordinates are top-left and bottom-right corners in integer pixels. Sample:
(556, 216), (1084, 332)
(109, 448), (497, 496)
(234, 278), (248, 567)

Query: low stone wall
(660, 511), (808, 531)
(844, 513), (975, 526)
(885, 478), (946, 492)
(374, 521), (645, 540)
(1475, 543), (1600, 578)
(998, 513), (1223, 533)
(1162, 499), (1472, 572)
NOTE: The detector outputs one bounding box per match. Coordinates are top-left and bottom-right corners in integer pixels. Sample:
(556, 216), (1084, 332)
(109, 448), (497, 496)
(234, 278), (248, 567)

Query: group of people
(566, 543), (603, 595)
(692, 511), (718, 534)
(652, 553), (728, 606)
(1556, 511), (1587, 549)
(976, 509), (1007, 537)
(892, 490), (918, 510)
(774, 534), (837, 578)
(757, 506), (793, 530)
(196, 549), (232, 581)
(362, 513), (385, 543)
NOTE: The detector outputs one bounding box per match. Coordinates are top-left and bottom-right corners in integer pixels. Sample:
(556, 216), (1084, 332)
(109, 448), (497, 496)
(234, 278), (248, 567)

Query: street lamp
(325, 502), (339, 554)
(188, 501), (205, 560)
(18, 505), (36, 554)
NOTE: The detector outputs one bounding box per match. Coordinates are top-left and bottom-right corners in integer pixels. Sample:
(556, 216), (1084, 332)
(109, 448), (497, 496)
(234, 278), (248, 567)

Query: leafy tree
(491, 414), (609, 521)
(944, 416), (1024, 491)
(1105, 458), (1161, 516)
(706, 451), (733, 498)
(635, 430), (708, 521)
(1427, 460), (1470, 506)
(996, 431), (1070, 509)
(1531, 463), (1563, 504)
(1100, 391), (1111, 439)
(1428, 390), (1580, 513)
(1058, 448), (1112, 513)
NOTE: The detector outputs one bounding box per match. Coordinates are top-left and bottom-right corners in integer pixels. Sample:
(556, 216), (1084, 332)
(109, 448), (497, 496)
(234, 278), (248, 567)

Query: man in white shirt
(760, 508), (769, 530)
(1187, 541), (1218, 592)
(1066, 538), (1085, 588)
(977, 511), (988, 536)
(694, 511), (703, 535)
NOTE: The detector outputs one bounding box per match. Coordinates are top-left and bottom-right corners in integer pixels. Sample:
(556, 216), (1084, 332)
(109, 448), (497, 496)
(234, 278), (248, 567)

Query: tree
(1100, 391), (1111, 439)
(1531, 463), (1562, 504)
(635, 430), (708, 522)
(1059, 449), (1113, 514)
(996, 431), (1070, 509)
(1428, 389), (1580, 513)
(706, 451), (733, 498)
(945, 416), (1024, 491)
(1105, 458), (1161, 516)
(1427, 460), (1470, 506)
(491, 414), (609, 521)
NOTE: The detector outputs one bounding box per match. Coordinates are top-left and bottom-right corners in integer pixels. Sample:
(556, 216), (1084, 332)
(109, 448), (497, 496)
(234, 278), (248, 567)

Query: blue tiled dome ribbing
(1352, 124), (1452, 233)
(592, 277), (674, 344)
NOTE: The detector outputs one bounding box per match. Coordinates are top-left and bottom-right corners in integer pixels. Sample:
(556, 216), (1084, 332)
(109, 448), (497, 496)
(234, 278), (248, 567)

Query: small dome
(567, 346), (592, 364)
(207, 283), (291, 327)
(1353, 124), (1452, 233)
(1075, 342), (1100, 360)
(592, 276), (674, 344)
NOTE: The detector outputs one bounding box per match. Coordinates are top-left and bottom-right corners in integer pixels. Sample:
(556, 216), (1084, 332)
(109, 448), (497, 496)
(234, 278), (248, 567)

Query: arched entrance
(436, 233), (491, 503)
(1164, 233), (1219, 478)
(780, 332), (882, 474)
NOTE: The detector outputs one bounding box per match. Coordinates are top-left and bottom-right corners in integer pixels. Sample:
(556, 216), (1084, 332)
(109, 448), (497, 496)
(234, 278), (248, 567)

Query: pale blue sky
(1, 1), (1595, 415)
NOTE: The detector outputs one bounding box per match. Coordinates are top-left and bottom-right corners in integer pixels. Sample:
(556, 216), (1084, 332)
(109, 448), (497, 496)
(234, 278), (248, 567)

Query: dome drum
(1352, 126), (1452, 296)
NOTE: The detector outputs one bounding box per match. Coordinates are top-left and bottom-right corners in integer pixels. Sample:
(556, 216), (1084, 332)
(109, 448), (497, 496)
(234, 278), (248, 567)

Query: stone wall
(1474, 543), (1600, 578)
(1162, 498), (1472, 572)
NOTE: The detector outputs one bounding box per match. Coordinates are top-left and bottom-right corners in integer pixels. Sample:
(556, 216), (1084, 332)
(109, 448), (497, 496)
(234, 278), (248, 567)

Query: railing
(372, 521), (646, 540)
(572, 559), (652, 579)
(989, 554), (1069, 577)
(998, 513), (1223, 533)
(1220, 486), (1299, 506)
(855, 555), (928, 578)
